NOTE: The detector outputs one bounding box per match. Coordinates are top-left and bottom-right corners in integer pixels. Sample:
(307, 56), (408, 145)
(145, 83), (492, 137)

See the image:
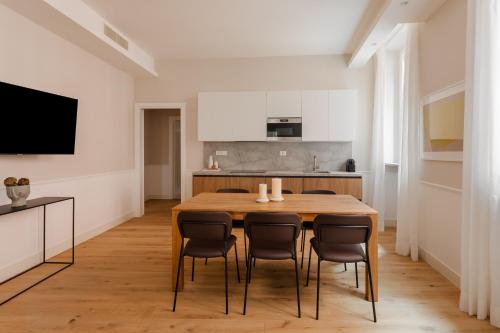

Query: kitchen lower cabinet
(193, 176), (362, 199)
(303, 177), (362, 199)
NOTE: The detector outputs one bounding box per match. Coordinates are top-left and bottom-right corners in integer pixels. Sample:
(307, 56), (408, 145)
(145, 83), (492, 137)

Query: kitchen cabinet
(301, 90), (329, 141)
(266, 91), (301, 117)
(303, 177), (362, 199)
(193, 175), (362, 199)
(198, 91), (266, 141)
(329, 90), (357, 142)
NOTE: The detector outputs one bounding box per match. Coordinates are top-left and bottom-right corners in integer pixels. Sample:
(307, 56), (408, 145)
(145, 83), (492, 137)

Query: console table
(0, 197), (75, 306)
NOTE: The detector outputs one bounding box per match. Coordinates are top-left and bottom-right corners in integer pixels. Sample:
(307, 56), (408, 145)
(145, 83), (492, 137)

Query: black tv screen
(0, 81), (78, 154)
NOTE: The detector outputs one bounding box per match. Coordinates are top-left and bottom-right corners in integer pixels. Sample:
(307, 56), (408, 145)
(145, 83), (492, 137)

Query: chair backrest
(267, 189), (293, 194)
(178, 211), (232, 241)
(302, 189), (336, 195)
(216, 188), (250, 193)
(244, 212), (302, 244)
(313, 214), (371, 245)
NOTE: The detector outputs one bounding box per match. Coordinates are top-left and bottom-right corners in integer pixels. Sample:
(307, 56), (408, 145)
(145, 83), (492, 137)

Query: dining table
(171, 192), (379, 301)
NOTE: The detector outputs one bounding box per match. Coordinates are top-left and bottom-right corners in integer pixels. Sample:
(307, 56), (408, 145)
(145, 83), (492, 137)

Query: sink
(311, 170), (331, 174)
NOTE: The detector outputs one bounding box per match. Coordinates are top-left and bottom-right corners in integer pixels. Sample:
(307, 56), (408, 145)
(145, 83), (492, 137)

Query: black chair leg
(344, 262), (347, 271)
(205, 258), (208, 265)
(253, 257), (256, 267)
(300, 227), (305, 252)
(234, 244), (241, 283)
(224, 255), (229, 315)
(366, 258), (377, 322)
(316, 256), (321, 320)
(244, 233), (248, 267)
(172, 245), (184, 312)
(306, 243), (312, 287)
(294, 255), (301, 318)
(355, 262), (359, 288)
(191, 257), (195, 282)
(243, 254), (251, 315)
(248, 254), (253, 284)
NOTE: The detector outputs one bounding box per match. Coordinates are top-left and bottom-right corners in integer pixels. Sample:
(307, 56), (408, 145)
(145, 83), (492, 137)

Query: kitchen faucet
(313, 155), (319, 172)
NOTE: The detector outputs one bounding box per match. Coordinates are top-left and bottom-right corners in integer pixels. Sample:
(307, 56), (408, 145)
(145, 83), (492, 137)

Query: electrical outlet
(215, 151), (228, 156)
(280, 151), (287, 157)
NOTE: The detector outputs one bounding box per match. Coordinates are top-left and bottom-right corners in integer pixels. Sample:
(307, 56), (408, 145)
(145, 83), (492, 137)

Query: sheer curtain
(460, 0), (500, 327)
(395, 24), (420, 261)
(369, 48), (386, 232)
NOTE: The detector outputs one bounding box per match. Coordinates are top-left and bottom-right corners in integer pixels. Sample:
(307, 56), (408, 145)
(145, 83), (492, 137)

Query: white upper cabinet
(198, 91), (266, 141)
(301, 90), (329, 141)
(266, 91), (302, 117)
(329, 90), (357, 142)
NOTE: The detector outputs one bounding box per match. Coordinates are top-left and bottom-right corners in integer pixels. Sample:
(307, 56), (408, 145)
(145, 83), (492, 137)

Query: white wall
(0, 4), (137, 280)
(418, 0), (465, 287)
(135, 55), (374, 198)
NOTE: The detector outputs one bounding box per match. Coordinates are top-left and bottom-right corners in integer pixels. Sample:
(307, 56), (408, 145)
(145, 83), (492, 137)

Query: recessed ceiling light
(371, 42), (377, 47)
(400, 1), (409, 5)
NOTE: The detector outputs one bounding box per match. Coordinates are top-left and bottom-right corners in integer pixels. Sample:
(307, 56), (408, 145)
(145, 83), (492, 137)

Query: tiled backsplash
(203, 142), (352, 171)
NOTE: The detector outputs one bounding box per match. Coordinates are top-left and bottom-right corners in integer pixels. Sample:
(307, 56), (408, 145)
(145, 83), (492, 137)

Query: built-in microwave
(267, 117), (302, 142)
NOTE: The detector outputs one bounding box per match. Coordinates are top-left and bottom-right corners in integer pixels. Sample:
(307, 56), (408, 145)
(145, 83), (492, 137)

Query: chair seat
(311, 237), (365, 262)
(250, 241), (295, 260)
(184, 235), (237, 258)
(302, 221), (313, 229)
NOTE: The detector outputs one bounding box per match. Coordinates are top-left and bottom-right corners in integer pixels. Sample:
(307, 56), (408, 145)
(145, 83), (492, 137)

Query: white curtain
(395, 24), (420, 261)
(460, 0), (500, 327)
(369, 48), (386, 232)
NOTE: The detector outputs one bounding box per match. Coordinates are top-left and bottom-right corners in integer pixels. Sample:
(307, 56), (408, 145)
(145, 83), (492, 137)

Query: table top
(173, 193), (377, 215)
(0, 197), (73, 216)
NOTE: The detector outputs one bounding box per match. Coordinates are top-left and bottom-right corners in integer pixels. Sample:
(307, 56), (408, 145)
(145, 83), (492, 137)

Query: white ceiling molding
(348, 0), (446, 68)
(0, 0), (157, 77)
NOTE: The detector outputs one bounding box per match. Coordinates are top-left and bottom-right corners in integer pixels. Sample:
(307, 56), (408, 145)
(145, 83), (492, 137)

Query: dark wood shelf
(0, 197), (73, 216)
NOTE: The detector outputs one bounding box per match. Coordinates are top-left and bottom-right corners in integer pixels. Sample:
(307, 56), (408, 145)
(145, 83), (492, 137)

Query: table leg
(171, 209), (183, 291)
(366, 213), (378, 301)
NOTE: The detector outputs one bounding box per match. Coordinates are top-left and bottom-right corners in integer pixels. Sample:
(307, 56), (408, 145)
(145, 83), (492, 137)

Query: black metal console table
(0, 197), (74, 306)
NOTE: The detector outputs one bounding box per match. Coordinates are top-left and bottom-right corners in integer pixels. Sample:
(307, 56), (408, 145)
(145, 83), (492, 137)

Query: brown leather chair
(300, 189), (337, 268)
(216, 188), (250, 193)
(243, 212), (302, 318)
(216, 188), (250, 266)
(267, 189), (293, 194)
(173, 211), (240, 314)
(305, 214), (376, 322)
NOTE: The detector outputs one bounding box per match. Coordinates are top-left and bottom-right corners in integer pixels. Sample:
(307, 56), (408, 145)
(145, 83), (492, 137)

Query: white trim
(169, 116), (181, 199)
(422, 81), (465, 104)
(419, 246), (460, 288)
(134, 103), (187, 217)
(420, 180), (462, 193)
(145, 195), (173, 201)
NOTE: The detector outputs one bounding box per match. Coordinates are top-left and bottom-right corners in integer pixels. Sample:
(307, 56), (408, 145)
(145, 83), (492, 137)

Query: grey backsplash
(203, 142), (352, 171)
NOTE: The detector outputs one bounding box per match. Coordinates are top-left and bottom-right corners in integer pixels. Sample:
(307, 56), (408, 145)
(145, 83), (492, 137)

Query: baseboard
(419, 246), (460, 288)
(0, 211), (135, 282)
(145, 194), (173, 201)
(385, 218), (397, 227)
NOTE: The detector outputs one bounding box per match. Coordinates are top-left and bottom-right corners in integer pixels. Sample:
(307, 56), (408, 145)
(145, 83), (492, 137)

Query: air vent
(103, 24), (129, 50)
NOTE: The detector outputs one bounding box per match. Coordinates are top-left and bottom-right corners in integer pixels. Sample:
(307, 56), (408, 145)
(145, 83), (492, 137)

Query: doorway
(134, 103), (186, 217)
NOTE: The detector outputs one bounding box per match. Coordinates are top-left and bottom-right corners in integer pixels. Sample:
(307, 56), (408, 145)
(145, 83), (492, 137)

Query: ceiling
(82, 0), (371, 59)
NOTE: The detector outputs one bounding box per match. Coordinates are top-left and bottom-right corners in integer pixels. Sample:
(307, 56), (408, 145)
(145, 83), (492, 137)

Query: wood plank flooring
(0, 199), (498, 332)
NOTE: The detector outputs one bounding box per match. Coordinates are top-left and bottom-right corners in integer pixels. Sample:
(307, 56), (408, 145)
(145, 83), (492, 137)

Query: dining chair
(300, 189), (337, 268)
(267, 189), (293, 194)
(173, 211), (240, 314)
(305, 214), (376, 322)
(243, 212), (302, 318)
(216, 188), (250, 266)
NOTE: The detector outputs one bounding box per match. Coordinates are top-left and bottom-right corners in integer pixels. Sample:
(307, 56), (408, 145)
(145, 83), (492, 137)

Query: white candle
(272, 178), (282, 198)
(258, 183), (267, 199)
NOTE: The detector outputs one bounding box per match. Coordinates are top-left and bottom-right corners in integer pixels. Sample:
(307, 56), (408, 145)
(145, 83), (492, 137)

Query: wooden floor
(0, 199), (498, 332)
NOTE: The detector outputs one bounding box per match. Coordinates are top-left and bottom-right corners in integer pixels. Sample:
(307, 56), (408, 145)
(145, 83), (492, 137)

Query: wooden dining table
(171, 192), (379, 301)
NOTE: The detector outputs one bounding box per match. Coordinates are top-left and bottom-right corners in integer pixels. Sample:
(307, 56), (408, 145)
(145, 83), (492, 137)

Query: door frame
(169, 115), (181, 199)
(134, 102), (186, 217)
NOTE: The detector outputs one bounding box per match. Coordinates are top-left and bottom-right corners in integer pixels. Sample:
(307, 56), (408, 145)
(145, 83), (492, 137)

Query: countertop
(193, 170), (362, 178)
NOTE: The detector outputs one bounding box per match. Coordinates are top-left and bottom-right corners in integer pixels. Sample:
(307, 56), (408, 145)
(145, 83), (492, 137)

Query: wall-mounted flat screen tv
(0, 81), (78, 155)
